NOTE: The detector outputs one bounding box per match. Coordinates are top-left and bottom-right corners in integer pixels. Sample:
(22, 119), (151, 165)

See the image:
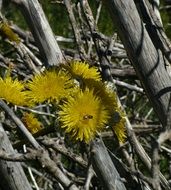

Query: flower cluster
(0, 61), (126, 142)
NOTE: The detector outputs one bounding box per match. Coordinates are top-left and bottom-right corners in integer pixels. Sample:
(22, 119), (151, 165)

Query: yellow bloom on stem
(64, 61), (101, 81)
(22, 112), (42, 134)
(109, 109), (126, 142)
(0, 76), (27, 106)
(59, 89), (109, 143)
(112, 115), (126, 143)
(26, 69), (74, 104)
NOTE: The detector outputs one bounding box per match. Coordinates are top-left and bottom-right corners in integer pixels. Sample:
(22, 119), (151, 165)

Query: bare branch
(64, 0), (86, 59)
(90, 138), (127, 190)
(39, 137), (88, 168)
(11, 0), (64, 66)
(105, 0), (171, 126)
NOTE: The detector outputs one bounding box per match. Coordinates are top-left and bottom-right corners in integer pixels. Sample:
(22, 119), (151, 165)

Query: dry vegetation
(0, 0), (171, 190)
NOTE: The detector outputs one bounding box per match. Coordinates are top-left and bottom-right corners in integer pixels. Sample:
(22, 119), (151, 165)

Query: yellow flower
(112, 115), (126, 143)
(26, 69), (74, 104)
(22, 113), (42, 134)
(109, 109), (126, 142)
(83, 79), (118, 112)
(59, 89), (109, 143)
(64, 61), (101, 81)
(0, 76), (27, 106)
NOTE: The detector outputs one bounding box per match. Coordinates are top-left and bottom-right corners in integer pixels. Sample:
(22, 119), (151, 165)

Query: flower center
(83, 114), (93, 120)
